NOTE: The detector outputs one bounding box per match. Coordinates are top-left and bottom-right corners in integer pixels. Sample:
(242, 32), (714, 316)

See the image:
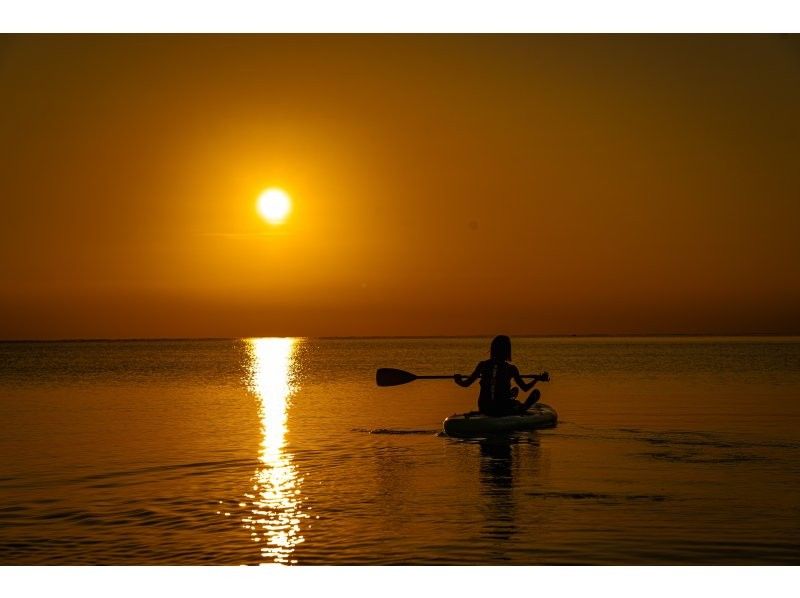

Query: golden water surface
(0, 337), (799, 564)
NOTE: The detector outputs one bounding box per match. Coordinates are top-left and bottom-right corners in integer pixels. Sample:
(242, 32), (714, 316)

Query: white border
(2, 566), (800, 597)
(2, 1), (800, 33)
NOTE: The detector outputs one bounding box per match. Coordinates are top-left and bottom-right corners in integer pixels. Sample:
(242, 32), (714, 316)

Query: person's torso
(478, 359), (515, 403)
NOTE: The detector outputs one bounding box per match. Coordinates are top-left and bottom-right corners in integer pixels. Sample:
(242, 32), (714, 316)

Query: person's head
(489, 335), (512, 361)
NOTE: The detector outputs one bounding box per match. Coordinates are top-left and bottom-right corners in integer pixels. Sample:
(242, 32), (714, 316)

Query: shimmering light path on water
(242, 338), (307, 564)
(0, 337), (798, 564)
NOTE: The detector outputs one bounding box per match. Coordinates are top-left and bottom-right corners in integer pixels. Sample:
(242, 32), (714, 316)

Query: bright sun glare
(257, 188), (292, 224)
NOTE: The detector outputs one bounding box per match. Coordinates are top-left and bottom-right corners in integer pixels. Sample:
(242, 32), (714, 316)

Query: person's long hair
(489, 335), (511, 361)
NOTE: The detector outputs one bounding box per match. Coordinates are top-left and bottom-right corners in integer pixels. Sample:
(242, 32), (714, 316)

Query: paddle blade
(376, 368), (418, 387)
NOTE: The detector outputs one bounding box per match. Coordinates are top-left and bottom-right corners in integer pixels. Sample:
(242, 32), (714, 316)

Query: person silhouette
(454, 335), (549, 416)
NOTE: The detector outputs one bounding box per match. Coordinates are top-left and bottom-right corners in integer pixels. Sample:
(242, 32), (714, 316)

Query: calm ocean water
(1, 337), (799, 565)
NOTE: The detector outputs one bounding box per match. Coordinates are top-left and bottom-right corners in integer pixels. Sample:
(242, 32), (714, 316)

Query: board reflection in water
(241, 338), (307, 564)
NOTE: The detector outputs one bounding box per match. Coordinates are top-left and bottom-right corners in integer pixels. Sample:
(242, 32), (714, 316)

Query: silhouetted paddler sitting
(454, 335), (549, 416)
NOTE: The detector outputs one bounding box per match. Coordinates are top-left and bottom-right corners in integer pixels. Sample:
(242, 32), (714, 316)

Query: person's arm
(512, 365), (549, 392)
(454, 363), (481, 387)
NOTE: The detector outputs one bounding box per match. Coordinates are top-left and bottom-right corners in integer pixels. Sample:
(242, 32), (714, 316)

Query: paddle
(376, 367), (549, 387)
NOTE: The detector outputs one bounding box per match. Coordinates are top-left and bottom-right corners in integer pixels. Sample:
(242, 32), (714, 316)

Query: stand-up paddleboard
(442, 403), (558, 437)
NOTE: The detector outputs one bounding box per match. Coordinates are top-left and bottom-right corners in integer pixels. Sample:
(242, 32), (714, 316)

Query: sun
(257, 188), (292, 224)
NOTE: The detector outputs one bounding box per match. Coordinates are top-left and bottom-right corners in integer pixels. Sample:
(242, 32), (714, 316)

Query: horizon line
(2, 332), (800, 343)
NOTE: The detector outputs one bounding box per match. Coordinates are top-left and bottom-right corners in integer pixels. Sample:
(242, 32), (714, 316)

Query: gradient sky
(1, 34), (799, 339)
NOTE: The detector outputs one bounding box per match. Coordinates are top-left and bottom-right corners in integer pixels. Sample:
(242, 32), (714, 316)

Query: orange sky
(1, 34), (799, 339)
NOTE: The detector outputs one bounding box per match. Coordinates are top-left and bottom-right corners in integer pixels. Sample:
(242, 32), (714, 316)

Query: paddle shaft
(375, 367), (548, 387)
(418, 374), (539, 379)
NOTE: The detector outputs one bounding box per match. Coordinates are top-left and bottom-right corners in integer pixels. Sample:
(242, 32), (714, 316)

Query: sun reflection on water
(242, 337), (306, 565)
